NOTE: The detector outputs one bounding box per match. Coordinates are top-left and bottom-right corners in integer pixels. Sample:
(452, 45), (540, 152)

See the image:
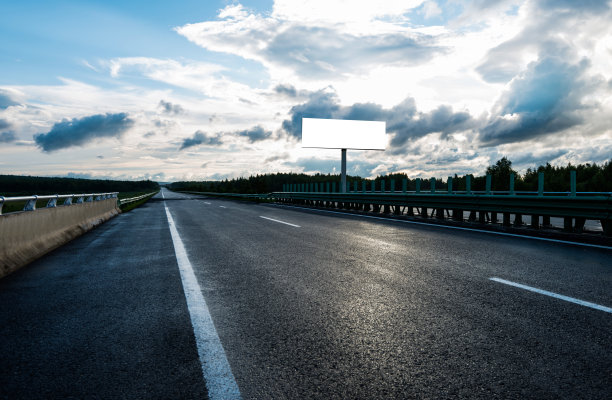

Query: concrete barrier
(0, 198), (119, 278)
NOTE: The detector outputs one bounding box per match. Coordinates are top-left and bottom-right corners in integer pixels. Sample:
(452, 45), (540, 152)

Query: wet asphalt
(1, 188), (610, 399)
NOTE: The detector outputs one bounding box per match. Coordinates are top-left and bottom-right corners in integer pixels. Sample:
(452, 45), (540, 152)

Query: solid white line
(259, 216), (301, 227)
(268, 204), (612, 250)
(490, 277), (612, 313)
(164, 203), (241, 399)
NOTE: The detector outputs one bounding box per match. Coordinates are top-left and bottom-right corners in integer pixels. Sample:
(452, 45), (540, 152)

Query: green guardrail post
(332, 182), (337, 193)
(538, 172), (544, 196)
(416, 178), (421, 194)
(466, 175), (471, 194)
(485, 175), (491, 195)
(362, 181), (366, 193)
(570, 170), (576, 197)
(509, 174), (515, 195)
(381, 180), (386, 193)
(390, 179), (395, 193)
(402, 179), (407, 193)
(354, 181), (359, 192)
(430, 178), (436, 194)
(326, 182), (329, 192)
(447, 177), (453, 194)
(371, 180), (376, 192)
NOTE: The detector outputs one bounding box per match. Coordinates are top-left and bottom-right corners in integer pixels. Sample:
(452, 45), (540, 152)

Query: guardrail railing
(117, 191), (159, 206)
(0, 193), (118, 215)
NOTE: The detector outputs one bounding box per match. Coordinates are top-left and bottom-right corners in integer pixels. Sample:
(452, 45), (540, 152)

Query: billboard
(302, 118), (386, 150)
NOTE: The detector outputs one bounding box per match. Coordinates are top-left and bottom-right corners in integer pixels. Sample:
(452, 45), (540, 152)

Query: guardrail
(118, 191), (159, 206)
(0, 193), (118, 215)
(270, 191), (612, 236)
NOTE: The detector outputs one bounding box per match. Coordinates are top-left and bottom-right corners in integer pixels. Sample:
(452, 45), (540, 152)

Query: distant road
(1, 188), (610, 399)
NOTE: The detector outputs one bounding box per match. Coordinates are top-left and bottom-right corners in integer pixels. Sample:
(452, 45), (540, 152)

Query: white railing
(0, 193), (118, 215)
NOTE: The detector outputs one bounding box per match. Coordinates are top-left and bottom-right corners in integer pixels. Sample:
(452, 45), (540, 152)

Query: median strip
(259, 216), (301, 227)
(490, 277), (612, 313)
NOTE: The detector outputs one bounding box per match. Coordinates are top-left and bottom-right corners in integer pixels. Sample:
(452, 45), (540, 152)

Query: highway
(1, 188), (610, 399)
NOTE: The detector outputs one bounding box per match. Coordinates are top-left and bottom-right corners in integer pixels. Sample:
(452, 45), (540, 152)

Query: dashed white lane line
(219, 205), (227, 208)
(490, 277), (612, 313)
(164, 203), (242, 399)
(268, 204), (612, 251)
(204, 202), (211, 205)
(259, 216), (301, 228)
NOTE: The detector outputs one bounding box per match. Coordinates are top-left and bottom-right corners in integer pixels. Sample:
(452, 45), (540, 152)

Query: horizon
(1, 1), (611, 182)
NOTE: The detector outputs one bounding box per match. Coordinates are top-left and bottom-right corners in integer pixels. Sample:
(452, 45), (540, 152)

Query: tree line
(169, 158), (612, 194)
(0, 175), (159, 196)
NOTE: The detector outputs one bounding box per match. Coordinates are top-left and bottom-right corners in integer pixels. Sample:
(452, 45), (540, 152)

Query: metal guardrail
(117, 191), (159, 206)
(270, 191), (612, 236)
(0, 193), (118, 215)
(180, 191), (269, 200)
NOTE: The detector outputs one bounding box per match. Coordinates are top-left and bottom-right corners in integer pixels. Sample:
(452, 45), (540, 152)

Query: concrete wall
(0, 199), (119, 278)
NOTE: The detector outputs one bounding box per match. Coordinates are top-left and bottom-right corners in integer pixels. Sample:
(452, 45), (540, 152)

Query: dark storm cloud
(234, 126), (272, 142)
(479, 56), (596, 146)
(281, 91), (474, 149)
(34, 113), (134, 152)
(179, 130), (222, 150)
(158, 100), (184, 114)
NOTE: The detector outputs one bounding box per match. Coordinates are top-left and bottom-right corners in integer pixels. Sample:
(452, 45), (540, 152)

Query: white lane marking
(164, 204), (242, 399)
(204, 202), (212, 205)
(161, 190), (165, 199)
(219, 206), (226, 208)
(268, 204), (612, 251)
(490, 277), (612, 313)
(259, 216), (301, 228)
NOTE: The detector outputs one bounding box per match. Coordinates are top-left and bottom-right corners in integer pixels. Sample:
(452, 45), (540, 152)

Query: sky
(1, 0), (611, 182)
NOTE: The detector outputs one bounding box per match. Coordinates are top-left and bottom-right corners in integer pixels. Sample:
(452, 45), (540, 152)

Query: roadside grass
(119, 191), (159, 213)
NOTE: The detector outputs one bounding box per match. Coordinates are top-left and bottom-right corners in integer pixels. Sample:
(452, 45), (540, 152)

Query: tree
(486, 157), (517, 191)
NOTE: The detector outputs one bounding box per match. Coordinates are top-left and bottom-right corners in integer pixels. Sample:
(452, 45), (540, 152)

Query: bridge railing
(0, 193), (118, 215)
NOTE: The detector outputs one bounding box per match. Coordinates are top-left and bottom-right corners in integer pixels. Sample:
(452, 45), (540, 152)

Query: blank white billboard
(302, 118), (386, 150)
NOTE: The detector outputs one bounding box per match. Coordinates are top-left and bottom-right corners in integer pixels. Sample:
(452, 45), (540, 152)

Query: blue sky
(1, 0), (611, 181)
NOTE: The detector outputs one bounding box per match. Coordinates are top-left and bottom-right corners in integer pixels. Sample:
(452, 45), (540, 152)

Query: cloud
(0, 90), (19, 109)
(0, 119), (11, 131)
(158, 100), (184, 114)
(264, 152), (289, 163)
(234, 125), (272, 142)
(281, 90), (474, 148)
(179, 130), (222, 150)
(34, 113), (134, 152)
(274, 84), (298, 97)
(475, 0), (612, 83)
(176, 3), (444, 80)
(479, 56), (601, 146)
(0, 131), (16, 143)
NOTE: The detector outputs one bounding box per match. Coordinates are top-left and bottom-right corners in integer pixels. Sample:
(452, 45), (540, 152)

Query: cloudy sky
(1, 0), (611, 182)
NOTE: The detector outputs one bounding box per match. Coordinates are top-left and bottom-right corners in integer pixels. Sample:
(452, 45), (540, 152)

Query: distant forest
(0, 175), (159, 196)
(170, 158), (612, 194)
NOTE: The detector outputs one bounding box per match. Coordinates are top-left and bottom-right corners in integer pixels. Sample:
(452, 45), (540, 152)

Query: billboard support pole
(341, 148), (347, 193)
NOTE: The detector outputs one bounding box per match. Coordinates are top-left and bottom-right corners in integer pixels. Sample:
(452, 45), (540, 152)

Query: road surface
(1, 188), (610, 399)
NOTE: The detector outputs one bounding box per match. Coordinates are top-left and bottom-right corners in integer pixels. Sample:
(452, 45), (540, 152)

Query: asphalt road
(1, 188), (611, 399)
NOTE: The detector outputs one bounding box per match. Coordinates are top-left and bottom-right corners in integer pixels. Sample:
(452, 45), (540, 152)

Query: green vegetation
(0, 175), (159, 196)
(119, 191), (159, 213)
(169, 158), (612, 194)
